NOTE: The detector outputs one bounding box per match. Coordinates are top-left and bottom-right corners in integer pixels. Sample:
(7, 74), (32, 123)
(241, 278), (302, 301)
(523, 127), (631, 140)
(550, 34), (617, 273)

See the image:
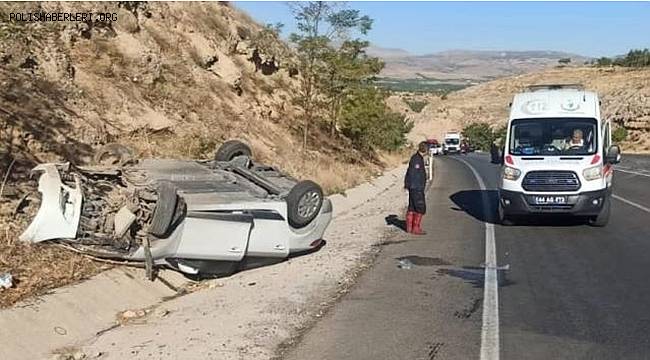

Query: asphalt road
(283, 152), (650, 360)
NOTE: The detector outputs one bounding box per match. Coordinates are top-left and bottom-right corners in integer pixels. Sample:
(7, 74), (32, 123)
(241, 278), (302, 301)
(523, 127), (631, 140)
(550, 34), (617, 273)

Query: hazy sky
(235, 1), (650, 57)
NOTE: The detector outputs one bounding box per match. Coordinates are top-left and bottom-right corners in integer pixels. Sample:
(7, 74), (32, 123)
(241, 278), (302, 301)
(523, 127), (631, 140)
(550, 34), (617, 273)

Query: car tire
(149, 181), (180, 237)
(589, 197), (610, 227)
(215, 140), (252, 162)
(94, 143), (134, 165)
(286, 180), (323, 229)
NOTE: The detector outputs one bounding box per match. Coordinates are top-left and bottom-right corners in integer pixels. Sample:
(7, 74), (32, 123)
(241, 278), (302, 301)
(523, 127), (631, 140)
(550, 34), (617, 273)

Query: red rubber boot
(406, 211), (414, 233)
(412, 213), (427, 235)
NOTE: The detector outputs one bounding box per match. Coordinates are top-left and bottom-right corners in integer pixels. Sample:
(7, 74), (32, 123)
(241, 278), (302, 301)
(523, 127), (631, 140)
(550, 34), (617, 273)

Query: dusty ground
(36, 166), (410, 360)
(390, 67), (650, 152)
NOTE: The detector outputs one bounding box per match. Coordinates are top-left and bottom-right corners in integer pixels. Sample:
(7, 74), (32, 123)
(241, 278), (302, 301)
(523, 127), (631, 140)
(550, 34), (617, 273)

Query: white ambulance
(497, 84), (621, 226)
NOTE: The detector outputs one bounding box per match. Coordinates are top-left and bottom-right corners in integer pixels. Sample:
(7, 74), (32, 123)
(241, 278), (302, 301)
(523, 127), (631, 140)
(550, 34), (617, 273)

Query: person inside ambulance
(563, 128), (585, 150)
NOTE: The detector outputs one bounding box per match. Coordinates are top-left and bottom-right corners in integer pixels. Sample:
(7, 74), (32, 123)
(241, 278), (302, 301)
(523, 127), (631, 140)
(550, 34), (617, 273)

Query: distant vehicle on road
(443, 131), (462, 154)
(426, 138), (443, 155)
(497, 84), (621, 226)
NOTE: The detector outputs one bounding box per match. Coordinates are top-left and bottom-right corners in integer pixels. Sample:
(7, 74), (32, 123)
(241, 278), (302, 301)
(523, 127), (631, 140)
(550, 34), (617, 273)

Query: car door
(175, 211), (253, 261)
(245, 208), (290, 259)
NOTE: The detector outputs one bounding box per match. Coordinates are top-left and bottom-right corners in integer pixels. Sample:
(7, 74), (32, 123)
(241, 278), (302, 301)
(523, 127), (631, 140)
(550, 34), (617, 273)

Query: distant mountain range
(366, 46), (591, 82)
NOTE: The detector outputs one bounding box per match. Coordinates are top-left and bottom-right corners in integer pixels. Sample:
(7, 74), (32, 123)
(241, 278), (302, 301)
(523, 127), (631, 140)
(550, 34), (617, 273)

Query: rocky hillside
(394, 67), (650, 152)
(0, 2), (384, 194)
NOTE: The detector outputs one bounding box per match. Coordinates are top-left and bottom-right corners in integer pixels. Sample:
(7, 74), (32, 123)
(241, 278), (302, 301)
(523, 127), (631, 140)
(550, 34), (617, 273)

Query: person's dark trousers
(408, 189), (427, 235)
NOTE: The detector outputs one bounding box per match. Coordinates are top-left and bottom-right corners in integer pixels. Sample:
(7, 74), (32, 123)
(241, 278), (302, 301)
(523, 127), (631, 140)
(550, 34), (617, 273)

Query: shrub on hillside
(612, 127), (628, 143)
(493, 124), (508, 144)
(461, 122), (495, 151)
(596, 57), (614, 67)
(404, 98), (428, 113)
(340, 87), (413, 151)
(595, 48), (650, 68)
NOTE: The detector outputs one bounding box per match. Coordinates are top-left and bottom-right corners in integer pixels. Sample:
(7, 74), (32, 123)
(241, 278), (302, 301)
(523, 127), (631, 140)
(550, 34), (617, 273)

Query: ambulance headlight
(582, 165), (602, 181)
(503, 166), (521, 181)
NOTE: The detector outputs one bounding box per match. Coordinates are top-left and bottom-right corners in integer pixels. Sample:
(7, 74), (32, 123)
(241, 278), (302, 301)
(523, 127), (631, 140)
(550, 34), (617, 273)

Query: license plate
(533, 196), (567, 205)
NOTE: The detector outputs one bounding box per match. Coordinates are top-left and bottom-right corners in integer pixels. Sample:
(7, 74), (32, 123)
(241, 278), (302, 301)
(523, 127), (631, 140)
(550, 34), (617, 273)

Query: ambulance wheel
(498, 201), (514, 226)
(589, 197), (610, 227)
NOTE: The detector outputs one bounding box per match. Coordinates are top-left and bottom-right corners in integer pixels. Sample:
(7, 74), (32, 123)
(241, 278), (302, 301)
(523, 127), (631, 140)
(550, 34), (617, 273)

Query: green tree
(339, 87), (413, 151)
(288, 2), (373, 149)
(616, 48), (650, 67)
(493, 124), (508, 145)
(321, 39), (384, 135)
(462, 122), (496, 151)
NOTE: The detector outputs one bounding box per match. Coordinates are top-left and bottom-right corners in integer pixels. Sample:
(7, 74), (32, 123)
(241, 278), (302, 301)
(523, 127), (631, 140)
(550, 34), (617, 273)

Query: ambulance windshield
(509, 118), (598, 156)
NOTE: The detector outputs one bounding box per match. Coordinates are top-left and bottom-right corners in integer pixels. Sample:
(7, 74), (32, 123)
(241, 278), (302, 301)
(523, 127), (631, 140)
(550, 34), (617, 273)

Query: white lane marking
(452, 157), (500, 360)
(612, 194), (650, 213)
(615, 168), (650, 178)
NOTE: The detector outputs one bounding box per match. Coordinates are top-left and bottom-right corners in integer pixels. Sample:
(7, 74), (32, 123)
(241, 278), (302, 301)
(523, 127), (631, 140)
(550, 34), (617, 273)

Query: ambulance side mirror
(605, 145), (621, 164)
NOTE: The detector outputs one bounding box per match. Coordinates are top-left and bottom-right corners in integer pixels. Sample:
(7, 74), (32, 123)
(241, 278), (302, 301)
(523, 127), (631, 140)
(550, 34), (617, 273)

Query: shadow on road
(449, 190), (499, 224)
(385, 214), (407, 232)
(436, 266), (516, 288)
(450, 190), (589, 227)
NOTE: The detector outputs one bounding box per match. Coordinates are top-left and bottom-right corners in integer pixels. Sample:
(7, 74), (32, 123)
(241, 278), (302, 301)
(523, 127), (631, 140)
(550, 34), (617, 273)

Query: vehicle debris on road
(397, 259), (414, 269)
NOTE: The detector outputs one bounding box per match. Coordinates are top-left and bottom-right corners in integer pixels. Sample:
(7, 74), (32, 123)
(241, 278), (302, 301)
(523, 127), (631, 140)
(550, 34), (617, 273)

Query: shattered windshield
(509, 118), (598, 156)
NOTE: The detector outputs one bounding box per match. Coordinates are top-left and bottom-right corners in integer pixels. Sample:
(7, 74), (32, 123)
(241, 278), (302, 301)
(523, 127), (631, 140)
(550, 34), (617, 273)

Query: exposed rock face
(0, 1), (383, 194)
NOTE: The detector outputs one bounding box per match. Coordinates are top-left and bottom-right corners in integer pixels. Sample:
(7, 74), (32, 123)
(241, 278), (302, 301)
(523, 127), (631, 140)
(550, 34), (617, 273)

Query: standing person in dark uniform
(490, 141), (500, 163)
(404, 142), (428, 235)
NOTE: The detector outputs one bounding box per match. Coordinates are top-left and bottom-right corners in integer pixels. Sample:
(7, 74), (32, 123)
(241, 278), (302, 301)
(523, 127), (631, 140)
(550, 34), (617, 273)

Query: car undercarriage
(19, 140), (332, 278)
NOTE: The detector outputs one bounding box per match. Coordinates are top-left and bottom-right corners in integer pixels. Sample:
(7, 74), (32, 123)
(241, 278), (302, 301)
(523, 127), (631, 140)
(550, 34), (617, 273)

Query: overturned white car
(20, 140), (332, 277)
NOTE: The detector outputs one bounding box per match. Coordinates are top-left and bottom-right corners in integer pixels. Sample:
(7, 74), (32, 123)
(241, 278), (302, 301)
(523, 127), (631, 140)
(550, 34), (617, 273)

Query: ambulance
(497, 84), (621, 226)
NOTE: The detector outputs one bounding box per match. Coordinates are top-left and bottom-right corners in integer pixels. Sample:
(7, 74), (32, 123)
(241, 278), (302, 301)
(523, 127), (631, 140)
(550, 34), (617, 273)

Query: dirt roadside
(0, 164), (413, 360)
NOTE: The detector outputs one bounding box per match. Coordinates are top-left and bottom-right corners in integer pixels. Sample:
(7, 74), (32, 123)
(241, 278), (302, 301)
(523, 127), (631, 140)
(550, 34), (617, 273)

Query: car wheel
(94, 143), (134, 166)
(149, 181), (181, 237)
(215, 140), (252, 162)
(589, 197), (610, 227)
(286, 180), (323, 228)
